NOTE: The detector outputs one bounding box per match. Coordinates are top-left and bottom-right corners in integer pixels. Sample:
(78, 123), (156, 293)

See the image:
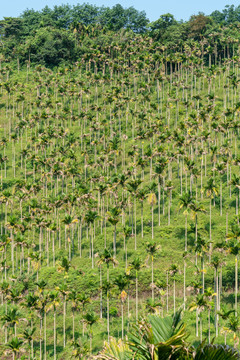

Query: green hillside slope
(0, 32), (240, 358)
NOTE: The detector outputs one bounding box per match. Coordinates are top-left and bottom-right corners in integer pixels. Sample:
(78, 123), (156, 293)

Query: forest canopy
(1, 3), (240, 67)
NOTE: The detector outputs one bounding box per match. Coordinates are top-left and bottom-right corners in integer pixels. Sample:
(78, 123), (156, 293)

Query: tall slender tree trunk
(72, 311), (75, 341)
(235, 256), (238, 318)
(114, 225), (116, 257)
(183, 260), (186, 310)
(121, 302), (124, 339)
(107, 266), (110, 342)
(40, 317), (42, 360)
(158, 180), (161, 226)
(54, 311), (56, 360)
(220, 179), (222, 216)
(215, 267), (219, 337)
(209, 198), (212, 259)
(44, 311), (47, 360)
(173, 278), (176, 314)
(90, 328), (93, 355)
(63, 297), (66, 348)
(92, 225), (94, 268)
(136, 271), (138, 321)
(195, 215), (198, 265)
(202, 255), (205, 293)
(196, 308), (199, 337)
(134, 198), (137, 249)
(166, 271), (169, 313)
(185, 214), (187, 251)
(151, 256), (154, 300)
(208, 308), (211, 344)
(100, 267), (102, 319)
(151, 205), (154, 239)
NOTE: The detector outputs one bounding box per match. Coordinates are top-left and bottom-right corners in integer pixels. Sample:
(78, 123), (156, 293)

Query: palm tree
(227, 314), (240, 348)
(218, 306), (235, 345)
(68, 290), (80, 341)
(2, 307), (23, 339)
(114, 274), (128, 339)
(71, 339), (89, 359)
(22, 294), (38, 356)
(189, 294), (208, 340)
(129, 308), (188, 360)
(79, 292), (91, 336)
(205, 287), (216, 344)
(23, 326), (36, 360)
(5, 215), (19, 275)
(97, 248), (118, 341)
(169, 264), (179, 314)
(128, 257), (145, 321)
(211, 254), (223, 337)
(145, 298), (162, 315)
(205, 177), (218, 255)
(0, 235), (10, 280)
(49, 221), (57, 266)
(154, 160), (167, 226)
(136, 188), (147, 238)
(146, 241), (161, 300)
(190, 201), (206, 264)
(122, 225), (132, 269)
(57, 256), (71, 276)
(216, 162), (226, 216)
(164, 180), (174, 226)
(85, 210), (98, 268)
(107, 206), (121, 256)
(83, 312), (98, 354)
(127, 179), (141, 248)
(227, 234), (240, 318)
(36, 288), (48, 360)
(230, 174), (240, 216)
(56, 283), (69, 348)
(195, 236), (211, 294)
(29, 251), (41, 281)
(95, 182), (108, 234)
(47, 290), (60, 360)
(62, 214), (78, 261)
(147, 189), (157, 239)
(179, 191), (193, 251)
(5, 337), (24, 360)
(96, 253), (104, 319)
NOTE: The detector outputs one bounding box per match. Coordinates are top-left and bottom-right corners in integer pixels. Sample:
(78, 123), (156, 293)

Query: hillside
(0, 7), (240, 359)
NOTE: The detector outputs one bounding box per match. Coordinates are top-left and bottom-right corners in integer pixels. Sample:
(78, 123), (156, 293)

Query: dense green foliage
(2, 3), (240, 67)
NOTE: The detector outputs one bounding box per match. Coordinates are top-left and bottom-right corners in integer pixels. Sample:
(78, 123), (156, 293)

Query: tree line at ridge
(1, 3), (240, 67)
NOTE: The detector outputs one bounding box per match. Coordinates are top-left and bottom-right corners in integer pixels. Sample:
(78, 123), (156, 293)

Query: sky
(1, 0), (240, 22)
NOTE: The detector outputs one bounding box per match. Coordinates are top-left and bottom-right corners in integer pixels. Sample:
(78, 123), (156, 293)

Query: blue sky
(1, 0), (240, 21)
